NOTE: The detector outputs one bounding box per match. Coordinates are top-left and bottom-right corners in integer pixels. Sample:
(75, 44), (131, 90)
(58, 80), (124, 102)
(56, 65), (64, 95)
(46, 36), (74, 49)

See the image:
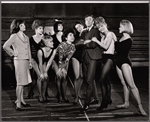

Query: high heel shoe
(15, 107), (22, 111)
(81, 103), (89, 111)
(25, 92), (34, 99)
(58, 96), (63, 104)
(107, 99), (112, 106)
(38, 96), (44, 103)
(43, 96), (49, 103)
(13, 102), (22, 111)
(21, 102), (31, 107)
(96, 103), (108, 111)
(138, 104), (148, 117)
(90, 99), (99, 104)
(63, 96), (69, 103)
(73, 97), (79, 105)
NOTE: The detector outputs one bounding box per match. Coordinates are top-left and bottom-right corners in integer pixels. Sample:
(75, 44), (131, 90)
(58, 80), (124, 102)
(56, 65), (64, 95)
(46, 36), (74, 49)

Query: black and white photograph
(1, 1), (149, 121)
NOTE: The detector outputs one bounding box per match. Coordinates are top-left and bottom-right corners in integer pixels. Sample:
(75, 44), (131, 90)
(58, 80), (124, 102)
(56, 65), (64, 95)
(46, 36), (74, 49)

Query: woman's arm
(3, 34), (16, 57)
(27, 36), (32, 69)
(37, 49), (44, 79)
(66, 44), (76, 63)
(45, 49), (57, 73)
(92, 32), (114, 51)
(92, 36), (111, 51)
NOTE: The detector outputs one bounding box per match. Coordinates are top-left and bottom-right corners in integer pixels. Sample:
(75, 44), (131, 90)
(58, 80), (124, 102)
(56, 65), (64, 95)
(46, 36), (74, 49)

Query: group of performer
(3, 15), (147, 116)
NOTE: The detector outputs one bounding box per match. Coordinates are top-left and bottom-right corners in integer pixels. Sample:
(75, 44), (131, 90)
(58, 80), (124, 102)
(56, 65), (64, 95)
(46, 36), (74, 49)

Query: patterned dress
(57, 41), (76, 71)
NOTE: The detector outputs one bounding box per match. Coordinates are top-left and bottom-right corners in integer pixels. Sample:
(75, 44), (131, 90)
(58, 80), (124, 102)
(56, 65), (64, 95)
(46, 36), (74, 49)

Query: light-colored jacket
(3, 33), (32, 62)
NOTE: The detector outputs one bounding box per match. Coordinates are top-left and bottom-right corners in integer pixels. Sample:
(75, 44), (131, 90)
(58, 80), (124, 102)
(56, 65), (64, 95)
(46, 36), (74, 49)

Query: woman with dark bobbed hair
(71, 21), (86, 104)
(3, 19), (32, 110)
(52, 20), (64, 49)
(56, 28), (76, 103)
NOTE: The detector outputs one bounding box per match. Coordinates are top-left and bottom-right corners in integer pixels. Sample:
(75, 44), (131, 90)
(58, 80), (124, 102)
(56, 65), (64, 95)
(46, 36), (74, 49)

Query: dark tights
(99, 59), (113, 105)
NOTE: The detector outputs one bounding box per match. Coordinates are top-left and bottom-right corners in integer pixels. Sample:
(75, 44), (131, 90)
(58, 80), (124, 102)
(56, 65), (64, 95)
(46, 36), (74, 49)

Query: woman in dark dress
(115, 20), (147, 116)
(52, 20), (64, 49)
(72, 21), (86, 104)
(51, 20), (64, 103)
(37, 34), (57, 102)
(26, 20), (44, 101)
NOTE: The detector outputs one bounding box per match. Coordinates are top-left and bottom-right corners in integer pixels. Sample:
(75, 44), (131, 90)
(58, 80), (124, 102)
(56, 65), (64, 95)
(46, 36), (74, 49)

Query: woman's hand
(84, 39), (91, 44)
(91, 37), (98, 42)
(13, 52), (17, 57)
(61, 68), (67, 78)
(43, 72), (49, 80)
(29, 62), (32, 69)
(56, 68), (63, 78)
(39, 73), (45, 81)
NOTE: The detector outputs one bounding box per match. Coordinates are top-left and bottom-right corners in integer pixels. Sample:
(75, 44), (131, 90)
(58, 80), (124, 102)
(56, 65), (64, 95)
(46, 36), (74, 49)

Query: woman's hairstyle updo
(120, 20), (134, 34)
(53, 20), (63, 33)
(94, 16), (107, 26)
(43, 33), (52, 40)
(31, 20), (43, 30)
(10, 19), (25, 34)
(63, 28), (75, 41)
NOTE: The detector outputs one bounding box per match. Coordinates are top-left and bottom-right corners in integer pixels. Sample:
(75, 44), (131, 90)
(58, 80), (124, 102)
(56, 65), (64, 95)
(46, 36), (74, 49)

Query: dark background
(1, 3), (149, 89)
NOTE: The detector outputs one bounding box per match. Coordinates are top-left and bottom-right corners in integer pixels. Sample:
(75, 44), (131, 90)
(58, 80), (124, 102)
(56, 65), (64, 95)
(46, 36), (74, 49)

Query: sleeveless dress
(72, 31), (86, 63)
(30, 36), (43, 63)
(39, 48), (54, 65)
(52, 34), (63, 63)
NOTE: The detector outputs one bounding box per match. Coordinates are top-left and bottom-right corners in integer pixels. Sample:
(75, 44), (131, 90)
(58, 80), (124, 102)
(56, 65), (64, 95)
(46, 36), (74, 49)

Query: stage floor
(1, 67), (149, 121)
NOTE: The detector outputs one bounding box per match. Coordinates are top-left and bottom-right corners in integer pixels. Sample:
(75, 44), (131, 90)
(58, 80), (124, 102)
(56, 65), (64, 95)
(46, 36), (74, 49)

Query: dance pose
(37, 34), (57, 102)
(72, 21), (99, 104)
(56, 28), (76, 103)
(72, 21), (85, 104)
(85, 16), (117, 110)
(26, 20), (44, 99)
(82, 15), (103, 111)
(115, 20), (147, 116)
(52, 20), (64, 49)
(51, 20), (65, 103)
(3, 19), (32, 110)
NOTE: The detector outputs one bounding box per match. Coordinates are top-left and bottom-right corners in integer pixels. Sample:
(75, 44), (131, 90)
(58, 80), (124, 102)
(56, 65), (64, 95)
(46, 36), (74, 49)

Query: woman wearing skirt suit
(3, 19), (32, 111)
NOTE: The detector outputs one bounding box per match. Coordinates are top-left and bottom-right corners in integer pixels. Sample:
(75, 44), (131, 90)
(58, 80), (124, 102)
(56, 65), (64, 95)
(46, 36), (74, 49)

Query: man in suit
(82, 15), (103, 111)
